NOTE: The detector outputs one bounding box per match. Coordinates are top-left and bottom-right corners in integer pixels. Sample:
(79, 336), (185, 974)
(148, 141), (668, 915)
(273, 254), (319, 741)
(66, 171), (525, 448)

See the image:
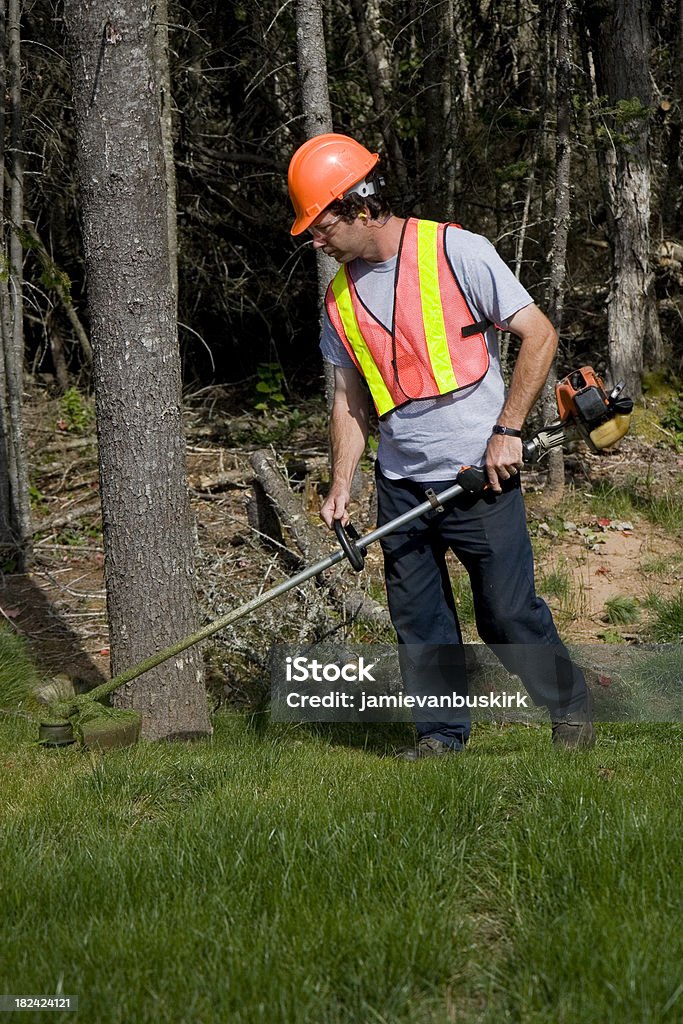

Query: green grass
(589, 479), (683, 531)
(604, 595), (640, 625)
(1, 713), (682, 1024)
(645, 589), (683, 643)
(0, 624), (41, 711)
(537, 567), (571, 601)
(450, 571), (475, 627)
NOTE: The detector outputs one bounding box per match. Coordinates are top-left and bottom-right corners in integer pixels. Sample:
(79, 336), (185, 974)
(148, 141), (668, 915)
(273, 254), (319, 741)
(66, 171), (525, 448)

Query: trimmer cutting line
(80, 366), (632, 703)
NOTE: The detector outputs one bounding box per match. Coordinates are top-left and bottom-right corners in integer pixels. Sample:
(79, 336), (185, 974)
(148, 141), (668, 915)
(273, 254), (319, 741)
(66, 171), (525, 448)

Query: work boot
(395, 736), (464, 760)
(551, 713), (596, 750)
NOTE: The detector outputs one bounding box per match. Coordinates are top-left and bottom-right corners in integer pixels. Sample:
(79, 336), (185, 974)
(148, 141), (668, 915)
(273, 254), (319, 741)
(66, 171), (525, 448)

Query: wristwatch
(491, 424), (523, 437)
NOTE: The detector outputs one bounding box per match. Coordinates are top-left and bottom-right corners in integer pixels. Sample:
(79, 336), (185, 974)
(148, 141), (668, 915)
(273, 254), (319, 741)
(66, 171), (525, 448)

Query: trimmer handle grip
(455, 466), (489, 493)
(333, 519), (365, 572)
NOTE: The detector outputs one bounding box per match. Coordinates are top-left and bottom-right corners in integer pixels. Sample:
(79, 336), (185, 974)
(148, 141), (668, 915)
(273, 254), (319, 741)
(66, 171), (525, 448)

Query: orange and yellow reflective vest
(325, 218), (491, 417)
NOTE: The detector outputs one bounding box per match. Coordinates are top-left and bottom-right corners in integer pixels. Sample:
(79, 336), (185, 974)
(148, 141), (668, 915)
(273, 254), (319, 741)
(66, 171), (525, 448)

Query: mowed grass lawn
(1, 713), (682, 1024)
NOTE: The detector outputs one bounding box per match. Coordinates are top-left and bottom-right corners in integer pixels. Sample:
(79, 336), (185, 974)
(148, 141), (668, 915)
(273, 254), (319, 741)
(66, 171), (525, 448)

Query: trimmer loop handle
(334, 519), (365, 572)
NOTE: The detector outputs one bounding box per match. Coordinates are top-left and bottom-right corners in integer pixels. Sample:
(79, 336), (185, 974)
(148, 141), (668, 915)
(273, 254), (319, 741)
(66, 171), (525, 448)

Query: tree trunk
(590, 0), (658, 398)
(660, 0), (683, 240)
(0, 0), (11, 551)
(294, 0), (336, 317)
(63, 0), (211, 741)
(0, 0), (31, 569)
(543, 0), (574, 504)
(152, 0), (178, 310)
(295, 0), (362, 496)
(348, 0), (408, 194)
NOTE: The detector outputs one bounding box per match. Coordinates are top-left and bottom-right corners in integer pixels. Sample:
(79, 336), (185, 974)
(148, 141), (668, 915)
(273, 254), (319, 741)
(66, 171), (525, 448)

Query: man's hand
(320, 486), (351, 528)
(321, 364), (369, 529)
(485, 433), (523, 492)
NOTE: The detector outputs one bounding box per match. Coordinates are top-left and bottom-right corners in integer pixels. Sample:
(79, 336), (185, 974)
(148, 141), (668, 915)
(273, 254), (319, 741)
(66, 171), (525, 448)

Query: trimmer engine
(523, 366), (634, 463)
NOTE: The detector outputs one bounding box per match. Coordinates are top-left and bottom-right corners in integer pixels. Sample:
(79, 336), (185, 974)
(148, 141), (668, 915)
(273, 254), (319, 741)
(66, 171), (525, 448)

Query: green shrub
(647, 590), (683, 643)
(604, 595), (640, 625)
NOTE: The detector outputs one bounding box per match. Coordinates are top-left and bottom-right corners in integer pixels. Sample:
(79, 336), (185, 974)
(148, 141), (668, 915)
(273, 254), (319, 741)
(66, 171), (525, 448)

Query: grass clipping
(1, 623), (140, 744)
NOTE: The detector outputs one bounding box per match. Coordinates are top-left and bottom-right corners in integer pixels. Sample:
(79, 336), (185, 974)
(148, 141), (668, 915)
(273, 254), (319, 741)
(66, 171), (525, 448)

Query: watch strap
(491, 424), (523, 438)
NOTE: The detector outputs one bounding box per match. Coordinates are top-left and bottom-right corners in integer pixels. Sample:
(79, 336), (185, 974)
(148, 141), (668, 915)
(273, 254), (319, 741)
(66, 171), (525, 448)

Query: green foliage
(39, 263), (72, 300)
(53, 522), (102, 547)
(604, 595), (640, 625)
(596, 627), (624, 644)
(589, 479), (683, 531)
(59, 387), (94, 433)
(253, 363), (286, 413)
(646, 590), (683, 643)
(495, 160), (531, 183)
(589, 95), (651, 147)
(29, 485), (48, 514)
(538, 568), (571, 600)
(613, 97), (650, 124)
(18, 228), (73, 300)
(661, 390), (683, 447)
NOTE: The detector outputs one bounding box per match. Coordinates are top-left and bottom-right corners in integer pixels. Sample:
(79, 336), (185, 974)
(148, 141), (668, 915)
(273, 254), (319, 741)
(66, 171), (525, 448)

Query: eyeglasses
(307, 214), (342, 239)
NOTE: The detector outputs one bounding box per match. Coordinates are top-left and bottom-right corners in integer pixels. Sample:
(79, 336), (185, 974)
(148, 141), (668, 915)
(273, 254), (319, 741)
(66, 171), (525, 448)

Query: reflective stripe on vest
(416, 220), (458, 394)
(325, 218), (490, 417)
(329, 271), (394, 416)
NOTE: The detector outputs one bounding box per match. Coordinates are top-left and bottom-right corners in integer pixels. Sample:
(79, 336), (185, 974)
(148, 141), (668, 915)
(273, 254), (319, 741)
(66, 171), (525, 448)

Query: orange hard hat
(288, 133), (380, 235)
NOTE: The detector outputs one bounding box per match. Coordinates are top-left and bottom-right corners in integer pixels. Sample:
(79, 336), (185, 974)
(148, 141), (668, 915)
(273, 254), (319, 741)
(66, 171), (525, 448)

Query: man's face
(308, 210), (365, 264)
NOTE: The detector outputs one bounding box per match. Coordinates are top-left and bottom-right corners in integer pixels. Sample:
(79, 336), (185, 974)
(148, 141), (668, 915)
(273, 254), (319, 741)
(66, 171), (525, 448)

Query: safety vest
(325, 218), (491, 417)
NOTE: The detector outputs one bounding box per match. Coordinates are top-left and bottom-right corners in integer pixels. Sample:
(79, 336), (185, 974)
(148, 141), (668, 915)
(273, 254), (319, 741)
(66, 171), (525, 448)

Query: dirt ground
(1, 388), (681, 687)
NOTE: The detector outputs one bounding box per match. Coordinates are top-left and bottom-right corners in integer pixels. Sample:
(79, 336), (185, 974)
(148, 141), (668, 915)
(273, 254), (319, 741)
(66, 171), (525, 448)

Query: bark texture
(591, 0), (657, 397)
(543, 0), (574, 503)
(0, 0), (31, 569)
(294, 0), (337, 315)
(349, 0), (408, 194)
(63, 0), (210, 740)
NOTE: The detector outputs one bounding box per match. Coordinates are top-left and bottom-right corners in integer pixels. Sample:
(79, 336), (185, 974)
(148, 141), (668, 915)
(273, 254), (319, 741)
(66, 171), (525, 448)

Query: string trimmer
(44, 365), (632, 737)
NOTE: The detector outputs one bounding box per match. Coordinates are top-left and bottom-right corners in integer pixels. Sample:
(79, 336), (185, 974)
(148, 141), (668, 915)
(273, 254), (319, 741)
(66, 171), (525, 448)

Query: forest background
(0, 0), (681, 739)
(6, 0), (683, 397)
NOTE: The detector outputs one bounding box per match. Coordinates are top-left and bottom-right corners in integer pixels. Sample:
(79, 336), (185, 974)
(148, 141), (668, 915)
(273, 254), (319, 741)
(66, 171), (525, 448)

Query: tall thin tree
(542, 0), (574, 503)
(0, 0), (31, 570)
(63, 0), (211, 741)
(294, 0), (337, 316)
(586, 0), (659, 397)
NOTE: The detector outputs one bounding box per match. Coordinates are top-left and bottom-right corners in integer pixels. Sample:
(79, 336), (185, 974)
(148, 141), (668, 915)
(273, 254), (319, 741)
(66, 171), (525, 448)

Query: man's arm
(320, 364), (370, 527)
(485, 302), (558, 492)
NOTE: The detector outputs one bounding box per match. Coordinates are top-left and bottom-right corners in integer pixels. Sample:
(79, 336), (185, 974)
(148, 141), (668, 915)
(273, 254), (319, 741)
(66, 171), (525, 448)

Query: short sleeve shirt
(320, 226), (533, 480)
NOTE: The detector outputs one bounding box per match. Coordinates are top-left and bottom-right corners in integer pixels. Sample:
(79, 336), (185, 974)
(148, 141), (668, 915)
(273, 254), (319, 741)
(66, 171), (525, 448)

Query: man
(288, 133), (594, 758)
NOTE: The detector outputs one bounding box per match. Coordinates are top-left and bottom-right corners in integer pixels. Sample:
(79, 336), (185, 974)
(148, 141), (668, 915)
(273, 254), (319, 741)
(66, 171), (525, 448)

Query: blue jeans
(376, 466), (589, 748)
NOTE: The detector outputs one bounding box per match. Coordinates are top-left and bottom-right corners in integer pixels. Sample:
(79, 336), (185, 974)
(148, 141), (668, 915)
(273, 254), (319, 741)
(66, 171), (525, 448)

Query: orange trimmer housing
(555, 366), (633, 452)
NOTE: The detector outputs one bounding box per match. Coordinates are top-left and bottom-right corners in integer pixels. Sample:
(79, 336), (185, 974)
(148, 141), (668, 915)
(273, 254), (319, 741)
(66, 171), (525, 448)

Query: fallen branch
(249, 449), (391, 629)
(33, 500), (101, 535)
(189, 469), (251, 493)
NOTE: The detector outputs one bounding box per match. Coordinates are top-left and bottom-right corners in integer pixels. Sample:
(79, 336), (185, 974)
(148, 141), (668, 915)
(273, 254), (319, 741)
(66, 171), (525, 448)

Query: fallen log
(249, 449), (391, 629)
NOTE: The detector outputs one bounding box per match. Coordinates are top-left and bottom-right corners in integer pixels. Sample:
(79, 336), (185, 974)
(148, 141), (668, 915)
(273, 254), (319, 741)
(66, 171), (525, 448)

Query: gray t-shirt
(320, 225), (534, 480)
